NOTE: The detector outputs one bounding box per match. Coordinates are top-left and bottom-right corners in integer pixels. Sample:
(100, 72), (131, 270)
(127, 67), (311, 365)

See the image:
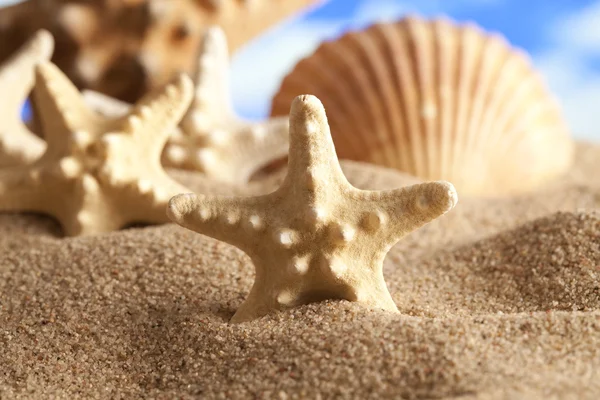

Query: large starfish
(0, 29), (53, 168)
(83, 26), (290, 184)
(168, 95), (458, 323)
(0, 62), (194, 236)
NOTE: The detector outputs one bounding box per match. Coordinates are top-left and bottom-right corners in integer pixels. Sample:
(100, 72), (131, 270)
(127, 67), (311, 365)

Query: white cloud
(533, 1), (600, 142)
(457, 0), (503, 5)
(0, 0), (24, 7)
(230, 19), (348, 119)
(535, 53), (600, 141)
(230, 0), (414, 119)
(559, 79), (600, 140)
(352, 0), (411, 27)
(554, 1), (600, 55)
(352, 0), (500, 25)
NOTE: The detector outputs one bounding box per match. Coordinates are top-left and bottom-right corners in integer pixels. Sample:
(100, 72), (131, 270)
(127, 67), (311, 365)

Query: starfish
(0, 29), (53, 168)
(83, 25), (290, 184)
(167, 95), (458, 323)
(0, 61), (194, 236)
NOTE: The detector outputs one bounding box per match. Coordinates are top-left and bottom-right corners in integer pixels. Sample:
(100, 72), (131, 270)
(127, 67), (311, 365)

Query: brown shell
(0, 0), (318, 102)
(270, 16), (574, 196)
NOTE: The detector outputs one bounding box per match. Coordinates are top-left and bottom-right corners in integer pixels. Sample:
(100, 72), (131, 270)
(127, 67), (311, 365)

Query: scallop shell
(270, 16), (574, 196)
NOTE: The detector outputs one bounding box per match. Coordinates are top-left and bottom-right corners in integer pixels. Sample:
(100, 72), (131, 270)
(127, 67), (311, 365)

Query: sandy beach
(0, 142), (599, 399)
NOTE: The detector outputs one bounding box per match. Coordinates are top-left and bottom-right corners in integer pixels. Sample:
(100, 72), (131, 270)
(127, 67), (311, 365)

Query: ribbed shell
(270, 16), (574, 196)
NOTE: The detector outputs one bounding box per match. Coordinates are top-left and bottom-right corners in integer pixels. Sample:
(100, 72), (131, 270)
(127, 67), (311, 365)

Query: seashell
(0, 0), (319, 103)
(270, 16), (574, 196)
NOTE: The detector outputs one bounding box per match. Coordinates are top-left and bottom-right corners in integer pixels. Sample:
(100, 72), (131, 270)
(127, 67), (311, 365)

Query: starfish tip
(166, 193), (199, 223)
(290, 94), (328, 135)
(417, 181), (458, 215)
(32, 29), (55, 59)
(437, 181), (458, 211)
(204, 25), (227, 44)
(161, 73), (194, 103)
(34, 60), (60, 83)
(174, 72), (194, 94)
(292, 94), (324, 114)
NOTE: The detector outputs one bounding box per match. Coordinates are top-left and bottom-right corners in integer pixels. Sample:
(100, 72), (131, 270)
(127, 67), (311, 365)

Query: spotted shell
(270, 16), (574, 196)
(0, 0), (318, 102)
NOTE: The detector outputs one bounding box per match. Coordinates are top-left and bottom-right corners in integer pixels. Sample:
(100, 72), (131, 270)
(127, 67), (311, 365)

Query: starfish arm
(167, 192), (269, 251)
(203, 118), (290, 183)
(0, 30), (54, 104)
(60, 201), (125, 237)
(82, 89), (131, 118)
(282, 95), (348, 194)
(359, 181), (458, 244)
(122, 173), (193, 226)
(182, 26), (234, 134)
(234, 118), (290, 179)
(34, 62), (102, 146)
(119, 74), (193, 146)
(62, 215), (124, 237)
(0, 125), (45, 167)
(0, 30), (53, 164)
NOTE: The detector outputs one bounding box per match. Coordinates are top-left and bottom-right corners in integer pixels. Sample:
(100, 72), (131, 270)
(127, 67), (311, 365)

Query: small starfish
(0, 29), (53, 167)
(0, 61), (194, 236)
(83, 26), (290, 184)
(168, 95), (458, 323)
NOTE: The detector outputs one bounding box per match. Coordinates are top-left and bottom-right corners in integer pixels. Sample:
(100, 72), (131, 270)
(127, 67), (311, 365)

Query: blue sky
(3, 0), (600, 141)
(230, 0), (600, 142)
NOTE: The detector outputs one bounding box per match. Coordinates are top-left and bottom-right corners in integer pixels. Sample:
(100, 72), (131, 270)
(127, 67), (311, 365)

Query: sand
(0, 141), (599, 399)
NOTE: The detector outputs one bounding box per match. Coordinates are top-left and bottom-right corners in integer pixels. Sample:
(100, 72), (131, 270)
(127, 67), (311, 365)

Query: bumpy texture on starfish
(83, 26), (289, 184)
(168, 95), (458, 323)
(0, 29), (53, 167)
(169, 26), (290, 183)
(0, 62), (194, 236)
